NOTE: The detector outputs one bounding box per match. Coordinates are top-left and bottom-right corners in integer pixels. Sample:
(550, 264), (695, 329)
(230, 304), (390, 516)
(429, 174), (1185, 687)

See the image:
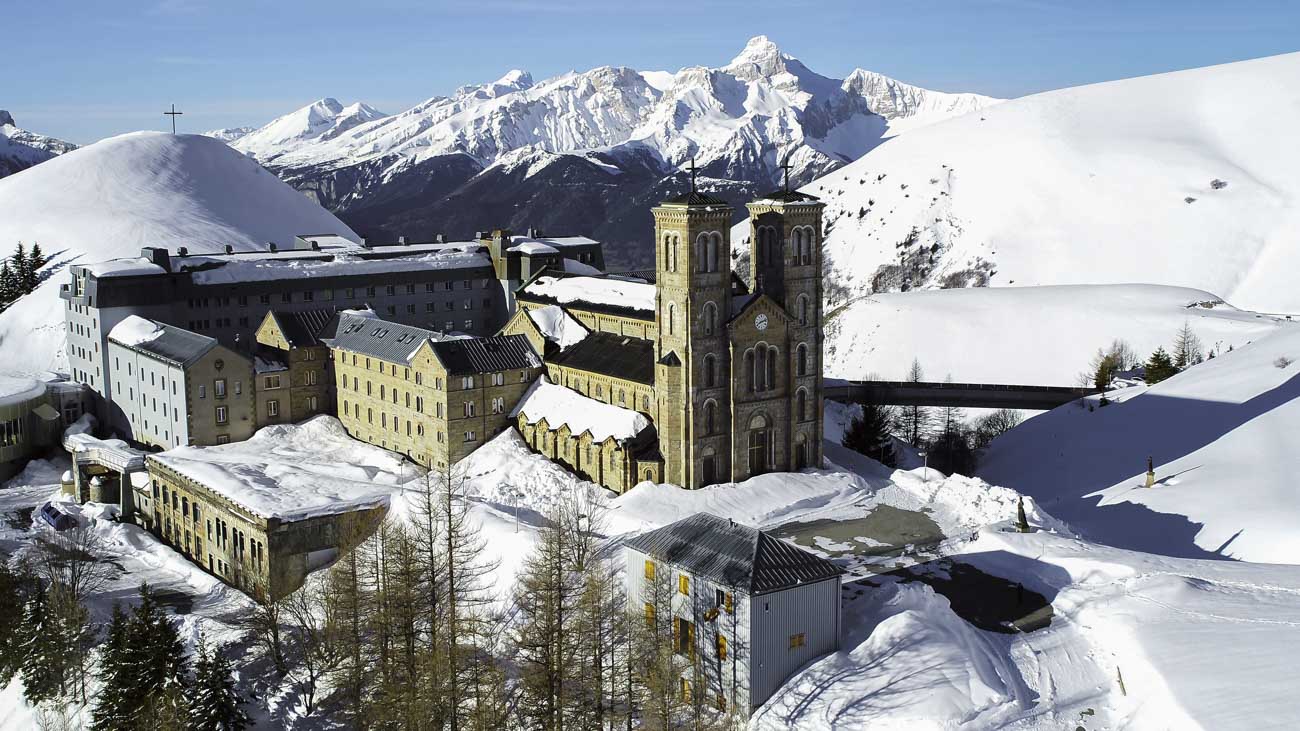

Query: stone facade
(146, 456), (385, 602)
(253, 310), (336, 425)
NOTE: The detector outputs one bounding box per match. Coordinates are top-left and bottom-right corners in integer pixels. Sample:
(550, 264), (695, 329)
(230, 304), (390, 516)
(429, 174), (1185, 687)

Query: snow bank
(149, 416), (416, 521)
(511, 379), (649, 442)
(84, 257), (166, 278)
(0, 375), (44, 406)
(981, 324), (1300, 563)
(527, 304), (589, 350)
(107, 315), (164, 347)
(522, 275), (655, 312)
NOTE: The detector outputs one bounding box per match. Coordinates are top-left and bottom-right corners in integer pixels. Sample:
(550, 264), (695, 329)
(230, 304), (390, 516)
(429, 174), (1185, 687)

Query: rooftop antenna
(164, 103), (183, 134)
(686, 156), (698, 193)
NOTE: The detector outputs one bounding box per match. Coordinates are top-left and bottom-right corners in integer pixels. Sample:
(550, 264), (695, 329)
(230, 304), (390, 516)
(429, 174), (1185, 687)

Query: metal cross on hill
(164, 104), (183, 134)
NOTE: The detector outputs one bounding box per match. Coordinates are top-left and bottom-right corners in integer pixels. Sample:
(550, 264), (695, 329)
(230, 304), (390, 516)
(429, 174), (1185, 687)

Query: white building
(106, 316), (255, 449)
(623, 512), (843, 715)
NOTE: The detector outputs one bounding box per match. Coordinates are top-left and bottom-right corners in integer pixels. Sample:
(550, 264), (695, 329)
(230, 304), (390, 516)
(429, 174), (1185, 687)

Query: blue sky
(8, 0), (1299, 144)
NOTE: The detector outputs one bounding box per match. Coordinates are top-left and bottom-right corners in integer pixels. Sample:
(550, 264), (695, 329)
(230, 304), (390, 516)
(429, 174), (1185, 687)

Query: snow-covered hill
(0, 110), (77, 178)
(739, 51), (1300, 313)
(823, 283), (1289, 385)
(981, 323), (1300, 563)
(0, 132), (359, 375)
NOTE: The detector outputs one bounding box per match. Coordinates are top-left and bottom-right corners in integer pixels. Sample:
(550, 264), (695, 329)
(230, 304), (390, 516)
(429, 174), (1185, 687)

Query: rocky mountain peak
(0, 110), (14, 127)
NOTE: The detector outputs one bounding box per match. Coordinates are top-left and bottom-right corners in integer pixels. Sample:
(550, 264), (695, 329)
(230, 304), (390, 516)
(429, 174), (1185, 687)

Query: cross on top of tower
(686, 156), (699, 193)
(164, 103), (183, 134)
(779, 156), (794, 192)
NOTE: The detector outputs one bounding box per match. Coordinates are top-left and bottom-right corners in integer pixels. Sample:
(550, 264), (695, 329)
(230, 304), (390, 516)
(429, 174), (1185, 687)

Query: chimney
(434, 233), (445, 244)
(177, 246), (189, 257)
(140, 247), (172, 272)
(398, 235), (408, 245)
(360, 237), (371, 249)
(224, 244), (234, 255)
(310, 241), (320, 251)
(268, 242), (278, 253)
(475, 231), (487, 240)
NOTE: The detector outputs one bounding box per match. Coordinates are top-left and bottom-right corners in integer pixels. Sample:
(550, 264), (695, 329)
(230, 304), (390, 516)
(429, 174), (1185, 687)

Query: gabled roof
(110, 319), (218, 367)
(268, 307), (339, 347)
(549, 332), (655, 385)
(323, 313), (441, 365)
(624, 513), (843, 595)
(430, 334), (541, 375)
(727, 291), (792, 327)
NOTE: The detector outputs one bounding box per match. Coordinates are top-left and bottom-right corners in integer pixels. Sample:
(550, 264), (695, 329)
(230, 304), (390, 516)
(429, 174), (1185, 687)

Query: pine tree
(0, 261), (15, 307)
(842, 401), (897, 467)
(0, 560), (35, 686)
(188, 637), (249, 731)
(1144, 347), (1177, 384)
(11, 243), (28, 290)
(1016, 498), (1030, 533)
(19, 585), (60, 705)
(898, 358), (931, 446)
(92, 603), (134, 730)
(24, 243), (44, 292)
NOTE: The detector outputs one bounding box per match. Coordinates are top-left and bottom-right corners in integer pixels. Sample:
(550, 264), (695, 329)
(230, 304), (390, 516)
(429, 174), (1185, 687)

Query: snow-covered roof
(108, 315), (163, 347)
(527, 305), (589, 350)
(511, 378), (649, 442)
(186, 248), (491, 285)
(148, 416), (407, 522)
(84, 258), (167, 278)
(509, 234), (599, 249)
(508, 240), (560, 256)
(0, 375), (45, 407)
(520, 274), (655, 314)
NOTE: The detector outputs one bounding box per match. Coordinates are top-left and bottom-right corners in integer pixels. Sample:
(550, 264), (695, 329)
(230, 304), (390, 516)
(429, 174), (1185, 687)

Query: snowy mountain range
(211, 36), (998, 267)
(757, 51), (1300, 313)
(0, 110), (77, 179)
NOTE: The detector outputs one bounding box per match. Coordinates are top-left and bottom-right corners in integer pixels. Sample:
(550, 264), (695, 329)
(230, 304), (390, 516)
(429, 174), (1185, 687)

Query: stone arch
(703, 398), (718, 435)
(701, 301), (717, 335)
(703, 353), (716, 388)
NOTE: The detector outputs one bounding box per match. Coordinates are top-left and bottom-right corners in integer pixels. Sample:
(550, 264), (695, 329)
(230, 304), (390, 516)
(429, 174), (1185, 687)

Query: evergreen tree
(92, 603), (134, 730)
(188, 637), (249, 731)
(23, 243), (44, 292)
(0, 560), (36, 686)
(11, 243), (28, 290)
(842, 401), (897, 467)
(1144, 347), (1178, 384)
(0, 261), (15, 306)
(19, 584), (60, 704)
(898, 358), (932, 446)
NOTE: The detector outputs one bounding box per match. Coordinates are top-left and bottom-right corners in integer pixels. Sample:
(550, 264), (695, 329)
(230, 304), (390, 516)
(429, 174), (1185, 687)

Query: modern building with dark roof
(624, 512), (843, 715)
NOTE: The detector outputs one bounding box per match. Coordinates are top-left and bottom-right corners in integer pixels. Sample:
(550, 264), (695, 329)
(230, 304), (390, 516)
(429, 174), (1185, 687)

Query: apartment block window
(463, 430), (476, 442)
(387, 305), (396, 316)
(346, 288), (355, 299)
(426, 302), (435, 313)
(788, 633), (806, 650)
(462, 376), (474, 389)
(444, 301), (454, 312)
(216, 434), (230, 445)
(308, 395), (318, 411)
(464, 401), (475, 417)
(386, 285), (396, 296)
(426, 283), (435, 292)
(679, 574), (689, 595)
(406, 284), (415, 294)
(445, 321), (454, 331)
(444, 281), (454, 291)
(406, 304), (416, 314)
(260, 294), (271, 305)
(267, 400), (279, 417)
(367, 286), (377, 297)
(491, 397), (504, 414)
(306, 370), (318, 386)
(644, 560), (655, 580)
(198, 385), (206, 399)
(489, 372), (504, 386)
(304, 290), (314, 302)
(238, 295), (248, 307)
(463, 299), (472, 310)
(215, 406), (228, 425)
(462, 279), (472, 289)
(214, 379), (226, 398)
(265, 375), (282, 389)
(463, 320), (473, 331)
(281, 292), (292, 303)
(717, 634), (727, 660)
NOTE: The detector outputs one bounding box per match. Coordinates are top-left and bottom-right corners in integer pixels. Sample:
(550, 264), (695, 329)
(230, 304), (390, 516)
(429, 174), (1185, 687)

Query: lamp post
(918, 449), (929, 481)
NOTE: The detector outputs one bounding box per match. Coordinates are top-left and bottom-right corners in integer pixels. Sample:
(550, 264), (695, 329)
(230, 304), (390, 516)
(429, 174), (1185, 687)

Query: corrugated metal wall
(747, 577), (841, 709)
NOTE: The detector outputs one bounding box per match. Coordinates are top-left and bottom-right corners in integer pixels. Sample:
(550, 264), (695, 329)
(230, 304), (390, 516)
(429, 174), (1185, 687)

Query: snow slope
(0, 131), (359, 375)
(981, 324), (1300, 563)
(824, 283), (1289, 384)
(744, 51), (1300, 313)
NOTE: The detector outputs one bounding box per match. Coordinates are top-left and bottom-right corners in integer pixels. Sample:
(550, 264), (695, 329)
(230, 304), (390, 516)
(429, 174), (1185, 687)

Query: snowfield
(738, 51), (1300, 313)
(981, 323), (1300, 564)
(823, 283), (1290, 384)
(0, 131), (358, 375)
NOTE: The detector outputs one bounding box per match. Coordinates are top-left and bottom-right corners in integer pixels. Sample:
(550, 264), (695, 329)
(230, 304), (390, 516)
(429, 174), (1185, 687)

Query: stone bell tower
(745, 178), (826, 472)
(651, 169), (734, 488)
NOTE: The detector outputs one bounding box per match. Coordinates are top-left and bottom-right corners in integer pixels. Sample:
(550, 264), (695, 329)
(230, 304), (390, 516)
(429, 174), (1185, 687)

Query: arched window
(755, 228), (766, 266)
(798, 295), (809, 326)
(667, 302), (676, 335)
(664, 234), (672, 270)
(703, 354), (716, 388)
(797, 343), (808, 377)
(708, 233), (721, 272)
(696, 233), (709, 273)
(702, 302), (716, 335)
(766, 345), (778, 390)
(703, 399), (716, 434)
(797, 388), (808, 422)
(671, 236), (679, 272)
(744, 349), (756, 392)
